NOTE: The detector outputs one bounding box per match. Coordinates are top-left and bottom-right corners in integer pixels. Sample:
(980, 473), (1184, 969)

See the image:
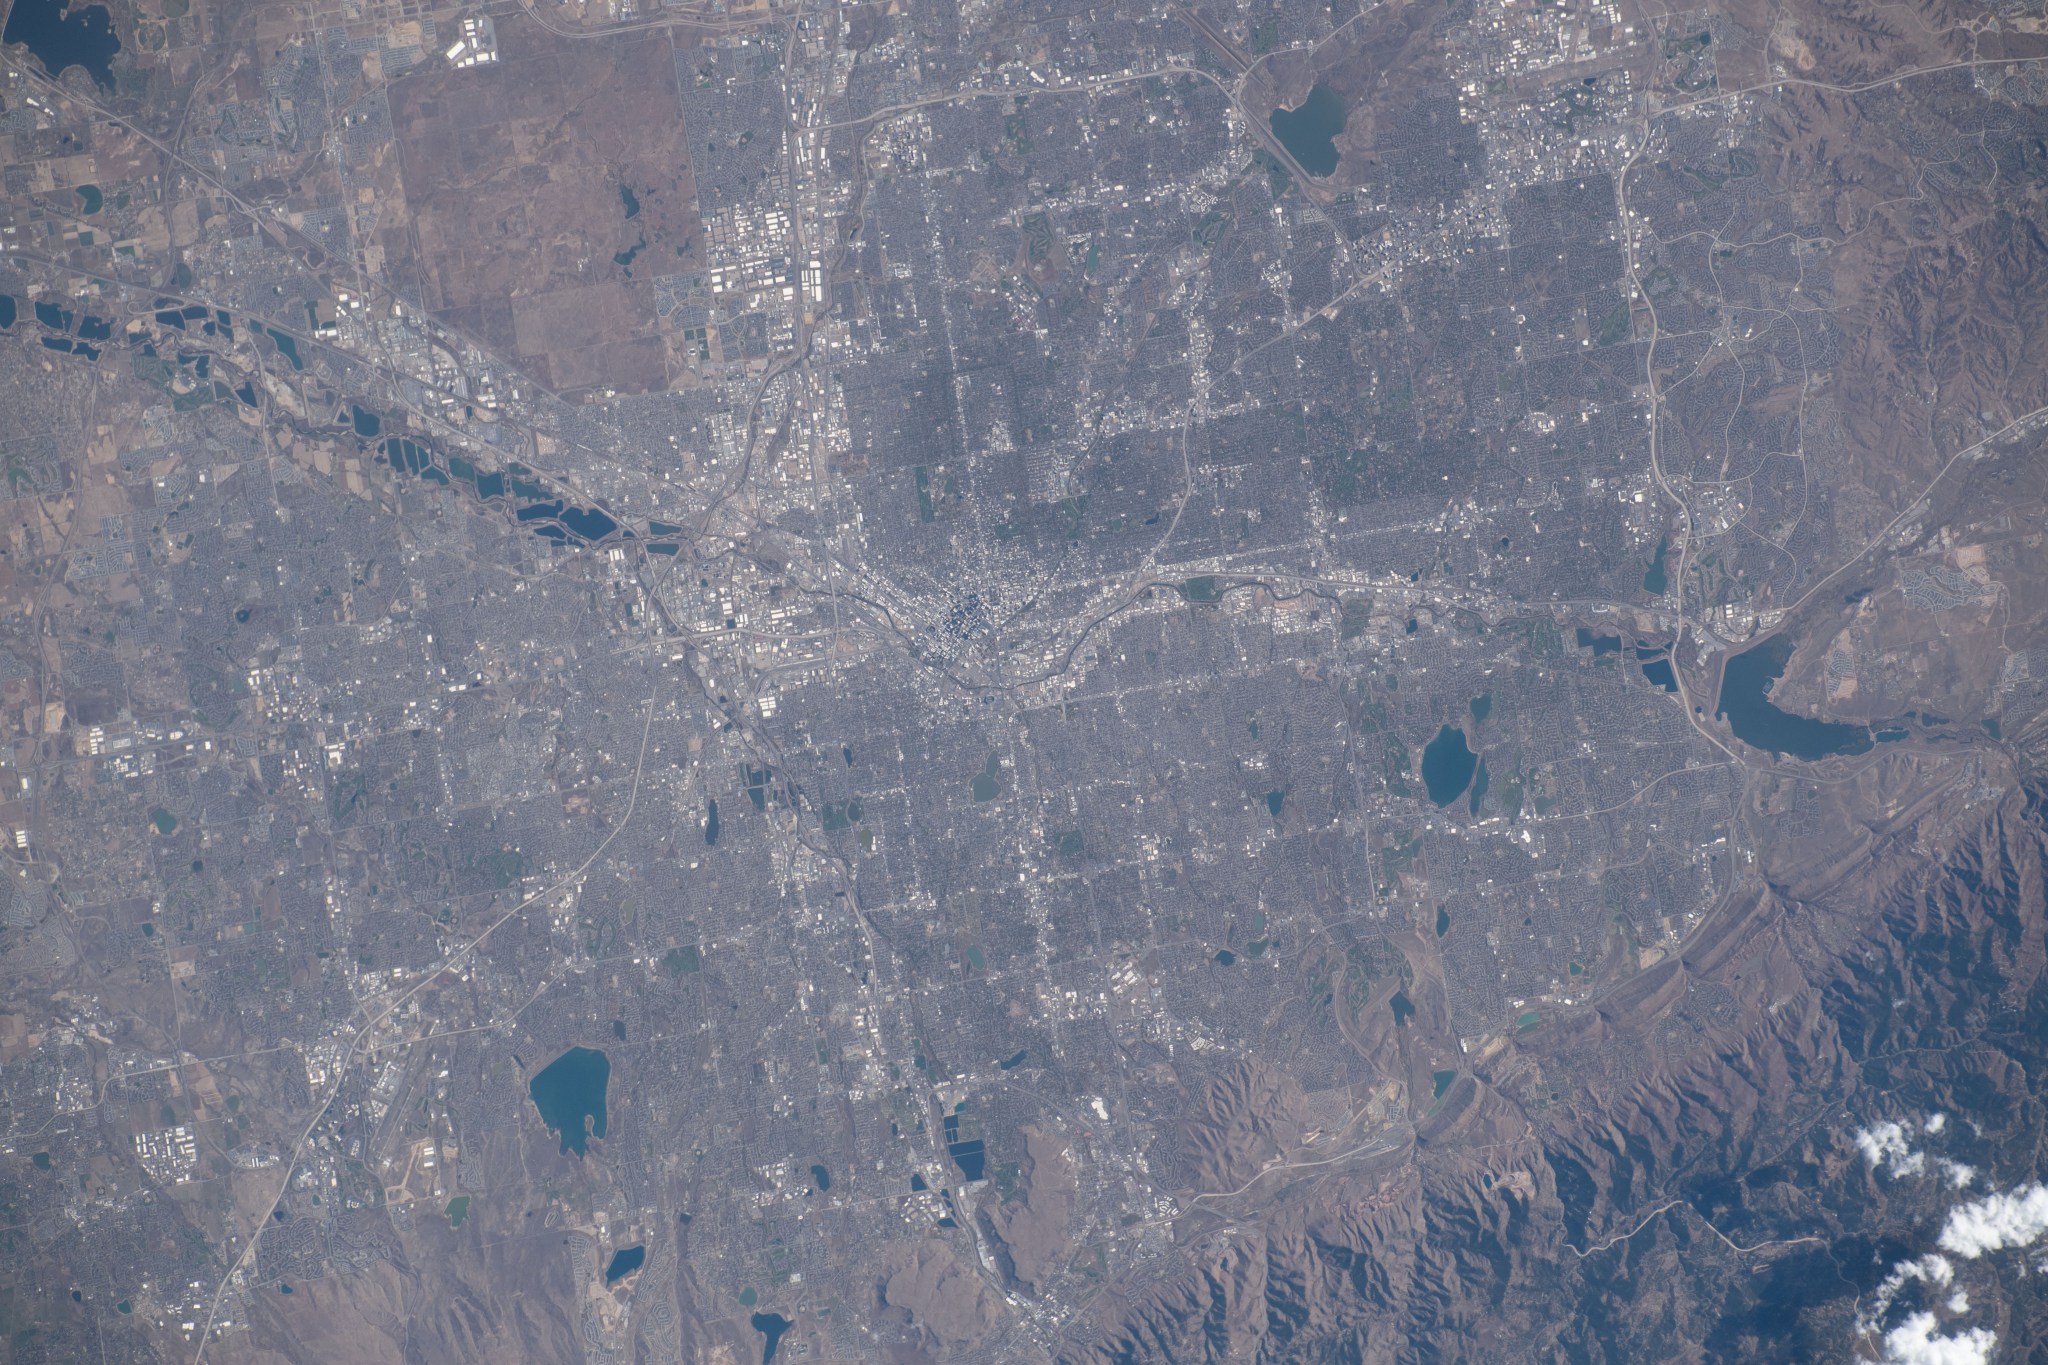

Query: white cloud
(1847, 1129), (2042, 1361)
(1937, 1184), (2048, 1259)
(1858, 1255), (1955, 1334)
(1878, 1312), (1995, 1365)
(1856, 1121), (1910, 1164)
(1857, 1122), (1928, 1178)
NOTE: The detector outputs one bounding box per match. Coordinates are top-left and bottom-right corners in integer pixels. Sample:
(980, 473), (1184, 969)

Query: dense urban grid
(1, 0), (2047, 1359)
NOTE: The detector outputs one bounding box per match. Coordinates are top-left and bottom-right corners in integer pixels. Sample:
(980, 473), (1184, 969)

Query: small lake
(1421, 725), (1477, 807)
(752, 1312), (794, 1365)
(1643, 537), (1670, 595)
(604, 1246), (644, 1283)
(971, 751), (1002, 802)
(559, 506), (620, 540)
(529, 1046), (611, 1156)
(1270, 85), (1346, 177)
(3, 0), (120, 89)
(1716, 635), (1873, 760)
